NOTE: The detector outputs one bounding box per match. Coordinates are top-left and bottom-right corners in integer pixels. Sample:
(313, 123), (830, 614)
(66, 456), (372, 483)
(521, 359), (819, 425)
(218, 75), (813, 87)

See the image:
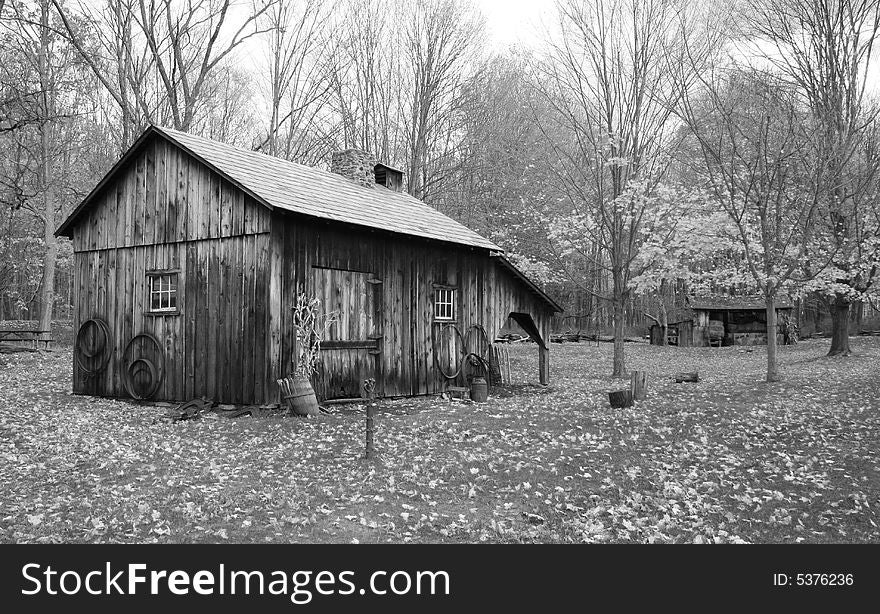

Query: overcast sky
(474, 0), (555, 50)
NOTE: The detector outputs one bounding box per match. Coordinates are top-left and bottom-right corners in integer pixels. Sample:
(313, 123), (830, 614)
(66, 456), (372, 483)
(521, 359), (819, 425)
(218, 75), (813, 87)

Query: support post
(364, 378), (376, 459)
(539, 344), (549, 386)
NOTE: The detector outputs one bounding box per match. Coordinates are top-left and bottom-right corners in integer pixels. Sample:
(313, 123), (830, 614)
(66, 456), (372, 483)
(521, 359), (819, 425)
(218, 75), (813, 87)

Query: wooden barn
(649, 295), (793, 347)
(56, 125), (562, 405)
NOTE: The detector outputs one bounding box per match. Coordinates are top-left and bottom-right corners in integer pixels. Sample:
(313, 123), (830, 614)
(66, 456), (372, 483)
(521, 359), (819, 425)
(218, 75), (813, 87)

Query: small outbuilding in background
(649, 295), (794, 347)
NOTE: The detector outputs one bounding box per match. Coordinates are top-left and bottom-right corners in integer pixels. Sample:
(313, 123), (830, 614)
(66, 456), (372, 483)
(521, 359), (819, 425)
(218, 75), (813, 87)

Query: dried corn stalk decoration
(291, 294), (338, 377)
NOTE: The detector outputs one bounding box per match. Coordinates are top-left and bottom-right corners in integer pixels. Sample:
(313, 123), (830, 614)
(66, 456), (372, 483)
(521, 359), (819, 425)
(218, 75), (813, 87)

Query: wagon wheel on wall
(433, 323), (466, 379)
(74, 318), (113, 378)
(122, 332), (165, 400)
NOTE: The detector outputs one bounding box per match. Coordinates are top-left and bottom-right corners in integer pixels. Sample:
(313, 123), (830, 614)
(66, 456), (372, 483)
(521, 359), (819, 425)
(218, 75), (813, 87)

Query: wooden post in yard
(364, 378), (376, 459)
(630, 370), (647, 400)
(539, 345), (549, 386)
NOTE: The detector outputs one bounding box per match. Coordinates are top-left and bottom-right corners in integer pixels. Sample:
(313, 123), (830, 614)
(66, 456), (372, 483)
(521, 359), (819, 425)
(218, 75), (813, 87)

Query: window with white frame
(147, 272), (178, 313)
(434, 287), (456, 321)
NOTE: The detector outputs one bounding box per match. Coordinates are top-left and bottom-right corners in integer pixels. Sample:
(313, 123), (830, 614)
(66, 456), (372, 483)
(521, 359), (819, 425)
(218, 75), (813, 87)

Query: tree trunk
(630, 370), (647, 400)
(658, 284), (668, 346)
(608, 389), (633, 408)
(827, 298), (852, 356)
(38, 196), (57, 333)
(612, 297), (626, 377)
(37, 1), (56, 335)
(765, 293), (779, 382)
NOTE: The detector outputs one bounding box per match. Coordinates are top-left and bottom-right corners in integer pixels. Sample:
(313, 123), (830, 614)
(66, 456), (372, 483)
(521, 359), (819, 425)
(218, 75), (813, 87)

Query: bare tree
(35, 0), (56, 333)
(53, 0), (276, 139)
(1, 0), (74, 330)
(330, 0), (405, 163)
(399, 0), (484, 200)
(257, 0), (336, 163)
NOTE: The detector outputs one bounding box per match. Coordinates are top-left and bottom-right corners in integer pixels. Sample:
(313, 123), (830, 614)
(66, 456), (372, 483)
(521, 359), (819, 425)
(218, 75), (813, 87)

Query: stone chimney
(330, 149), (377, 188)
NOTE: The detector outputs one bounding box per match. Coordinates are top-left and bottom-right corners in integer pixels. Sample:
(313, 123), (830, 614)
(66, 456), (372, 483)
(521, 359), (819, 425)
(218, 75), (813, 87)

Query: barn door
(312, 267), (383, 400)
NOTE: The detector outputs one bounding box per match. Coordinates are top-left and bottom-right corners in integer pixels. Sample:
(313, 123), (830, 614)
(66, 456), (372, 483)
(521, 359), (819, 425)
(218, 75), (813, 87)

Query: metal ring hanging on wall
(74, 318), (113, 378)
(122, 332), (165, 400)
(433, 323), (466, 379)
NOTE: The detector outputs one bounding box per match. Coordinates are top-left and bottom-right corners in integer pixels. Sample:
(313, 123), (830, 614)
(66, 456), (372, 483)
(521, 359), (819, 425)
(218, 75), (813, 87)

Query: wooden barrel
(470, 377), (488, 403)
(286, 376), (320, 416)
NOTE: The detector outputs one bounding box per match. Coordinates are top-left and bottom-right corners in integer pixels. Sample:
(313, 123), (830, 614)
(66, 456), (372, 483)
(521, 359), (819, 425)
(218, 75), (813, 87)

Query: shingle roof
(162, 126), (500, 251)
(57, 125), (500, 251)
(688, 294), (793, 310)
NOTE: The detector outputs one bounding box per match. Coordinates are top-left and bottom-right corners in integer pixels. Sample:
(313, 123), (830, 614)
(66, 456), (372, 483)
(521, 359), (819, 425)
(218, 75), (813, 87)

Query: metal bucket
(470, 376), (488, 403)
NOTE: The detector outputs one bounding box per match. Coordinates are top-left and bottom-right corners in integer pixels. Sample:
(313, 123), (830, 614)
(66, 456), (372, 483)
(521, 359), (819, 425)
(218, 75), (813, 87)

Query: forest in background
(2, 0), (880, 380)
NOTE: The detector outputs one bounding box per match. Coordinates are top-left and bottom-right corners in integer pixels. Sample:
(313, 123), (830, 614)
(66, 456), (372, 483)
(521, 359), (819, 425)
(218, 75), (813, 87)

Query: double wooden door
(312, 266), (383, 400)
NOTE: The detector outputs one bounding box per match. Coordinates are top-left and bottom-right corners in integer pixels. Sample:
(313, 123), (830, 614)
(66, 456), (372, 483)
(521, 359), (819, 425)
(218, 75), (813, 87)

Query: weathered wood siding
(273, 213), (552, 399)
(70, 136), (272, 403)
(68, 135), (554, 405)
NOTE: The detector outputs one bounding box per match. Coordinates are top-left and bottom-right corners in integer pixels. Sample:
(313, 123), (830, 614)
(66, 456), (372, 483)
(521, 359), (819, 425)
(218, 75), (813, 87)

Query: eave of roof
(688, 295), (793, 310)
(492, 253), (564, 314)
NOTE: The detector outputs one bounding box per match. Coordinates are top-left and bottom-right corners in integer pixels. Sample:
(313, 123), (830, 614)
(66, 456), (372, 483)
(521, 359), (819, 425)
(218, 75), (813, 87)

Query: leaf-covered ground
(1, 338), (878, 543)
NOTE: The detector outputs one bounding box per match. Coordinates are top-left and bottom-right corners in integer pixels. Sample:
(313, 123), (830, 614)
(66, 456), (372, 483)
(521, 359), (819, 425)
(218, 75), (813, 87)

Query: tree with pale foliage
(533, 0), (721, 377)
(741, 0), (880, 356)
(674, 67), (826, 381)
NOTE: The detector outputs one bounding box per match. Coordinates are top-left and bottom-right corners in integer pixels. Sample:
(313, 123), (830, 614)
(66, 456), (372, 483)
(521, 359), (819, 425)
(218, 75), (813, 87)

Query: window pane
(434, 288), (455, 320)
(148, 273), (178, 312)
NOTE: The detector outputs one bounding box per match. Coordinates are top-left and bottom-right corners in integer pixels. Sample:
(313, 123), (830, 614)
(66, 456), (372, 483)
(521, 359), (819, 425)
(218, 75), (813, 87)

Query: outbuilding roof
(687, 294), (793, 310)
(56, 125), (500, 252)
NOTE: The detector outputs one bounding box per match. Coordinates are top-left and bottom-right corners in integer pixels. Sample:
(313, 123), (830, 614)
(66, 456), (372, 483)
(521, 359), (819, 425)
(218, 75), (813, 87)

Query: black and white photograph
(0, 0), (878, 606)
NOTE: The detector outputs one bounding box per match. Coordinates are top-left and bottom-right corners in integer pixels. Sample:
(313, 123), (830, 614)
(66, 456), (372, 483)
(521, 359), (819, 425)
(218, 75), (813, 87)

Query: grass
(1, 337), (878, 543)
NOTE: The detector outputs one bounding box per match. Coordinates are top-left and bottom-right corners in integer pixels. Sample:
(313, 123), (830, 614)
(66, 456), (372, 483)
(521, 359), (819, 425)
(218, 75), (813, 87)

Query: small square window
(434, 288), (456, 321)
(147, 272), (178, 314)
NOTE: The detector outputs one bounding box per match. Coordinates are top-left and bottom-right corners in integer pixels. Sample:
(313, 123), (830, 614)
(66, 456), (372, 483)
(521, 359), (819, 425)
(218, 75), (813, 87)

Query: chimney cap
(374, 161), (404, 192)
(374, 161), (404, 175)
